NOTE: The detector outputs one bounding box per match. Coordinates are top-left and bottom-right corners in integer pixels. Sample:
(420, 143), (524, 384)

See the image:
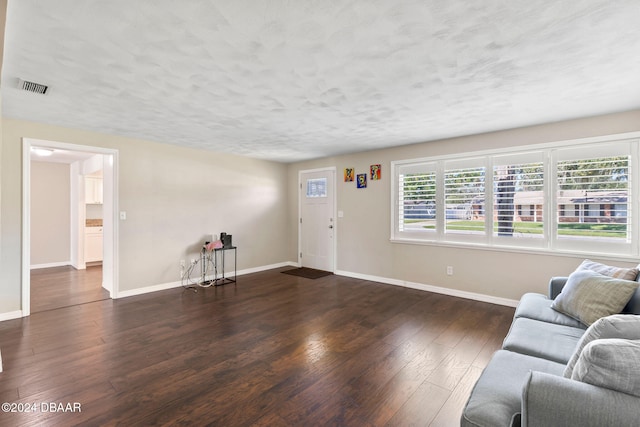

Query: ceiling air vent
(17, 78), (48, 94)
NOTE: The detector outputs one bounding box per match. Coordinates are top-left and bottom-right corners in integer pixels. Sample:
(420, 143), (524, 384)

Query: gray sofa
(461, 273), (640, 427)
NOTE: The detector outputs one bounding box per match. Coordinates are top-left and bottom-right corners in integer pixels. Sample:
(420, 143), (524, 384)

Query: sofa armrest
(521, 371), (640, 427)
(548, 277), (568, 299)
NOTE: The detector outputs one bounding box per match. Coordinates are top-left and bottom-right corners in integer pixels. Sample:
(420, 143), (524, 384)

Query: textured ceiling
(3, 1), (640, 163)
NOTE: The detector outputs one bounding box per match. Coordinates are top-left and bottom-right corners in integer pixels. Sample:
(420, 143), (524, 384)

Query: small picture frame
(344, 168), (354, 182)
(357, 173), (367, 188)
(370, 164), (381, 180)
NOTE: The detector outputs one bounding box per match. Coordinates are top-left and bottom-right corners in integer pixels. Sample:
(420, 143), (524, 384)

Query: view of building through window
(393, 138), (634, 256)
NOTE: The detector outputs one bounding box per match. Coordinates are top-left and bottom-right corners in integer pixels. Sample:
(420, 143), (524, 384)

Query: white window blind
(444, 162), (485, 236)
(306, 178), (327, 198)
(391, 136), (638, 257)
(493, 154), (545, 242)
(556, 153), (630, 244)
(396, 162), (437, 237)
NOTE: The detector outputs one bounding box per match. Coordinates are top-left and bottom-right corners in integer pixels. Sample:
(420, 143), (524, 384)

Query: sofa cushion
(577, 259), (639, 281)
(572, 338), (640, 398)
(502, 317), (585, 364)
(551, 269), (639, 326)
(514, 293), (584, 327)
(461, 350), (565, 427)
(522, 371), (640, 427)
(564, 314), (640, 377)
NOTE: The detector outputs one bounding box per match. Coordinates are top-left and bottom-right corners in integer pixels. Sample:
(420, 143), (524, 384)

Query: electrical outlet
(446, 266), (453, 276)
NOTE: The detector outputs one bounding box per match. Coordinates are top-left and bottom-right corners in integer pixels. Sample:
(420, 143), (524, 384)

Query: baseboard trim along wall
(334, 269), (519, 308)
(0, 262), (516, 322)
(30, 261), (71, 270)
(70, 261), (521, 306)
(0, 310), (24, 322)
(116, 261), (297, 299)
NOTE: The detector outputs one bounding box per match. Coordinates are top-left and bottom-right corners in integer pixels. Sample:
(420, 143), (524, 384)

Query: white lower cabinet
(85, 227), (103, 262)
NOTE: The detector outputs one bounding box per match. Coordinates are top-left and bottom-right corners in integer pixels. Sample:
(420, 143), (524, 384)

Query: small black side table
(213, 246), (236, 286)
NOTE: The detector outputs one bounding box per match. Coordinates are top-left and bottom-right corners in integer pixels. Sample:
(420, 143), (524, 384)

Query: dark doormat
(281, 267), (333, 279)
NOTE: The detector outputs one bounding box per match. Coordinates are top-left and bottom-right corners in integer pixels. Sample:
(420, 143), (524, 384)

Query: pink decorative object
(205, 240), (223, 251)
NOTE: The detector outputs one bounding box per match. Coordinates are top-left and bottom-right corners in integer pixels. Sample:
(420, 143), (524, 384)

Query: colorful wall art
(357, 173), (367, 188)
(344, 168), (354, 182)
(370, 164), (381, 180)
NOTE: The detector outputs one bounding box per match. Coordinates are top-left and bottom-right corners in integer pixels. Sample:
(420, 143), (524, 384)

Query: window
(444, 161), (485, 237)
(554, 144), (631, 254)
(493, 153), (545, 244)
(306, 178), (327, 198)
(391, 136), (637, 257)
(396, 162), (437, 237)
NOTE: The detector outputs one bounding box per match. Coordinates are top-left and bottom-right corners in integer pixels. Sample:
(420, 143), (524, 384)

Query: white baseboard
(30, 261), (70, 270)
(4, 261), (515, 321)
(115, 261), (297, 299)
(116, 280), (183, 299)
(334, 269), (519, 308)
(116, 262), (518, 307)
(236, 261), (297, 275)
(0, 310), (24, 322)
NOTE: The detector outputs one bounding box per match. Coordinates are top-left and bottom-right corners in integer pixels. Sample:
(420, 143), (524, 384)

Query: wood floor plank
(0, 267), (514, 426)
(386, 381), (451, 426)
(430, 365), (485, 427)
(30, 265), (108, 313)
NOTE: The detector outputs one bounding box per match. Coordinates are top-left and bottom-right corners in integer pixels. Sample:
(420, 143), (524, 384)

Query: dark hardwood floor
(1, 267), (514, 426)
(30, 265), (109, 313)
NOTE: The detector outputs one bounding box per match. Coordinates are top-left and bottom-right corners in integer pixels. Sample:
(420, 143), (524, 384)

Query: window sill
(389, 237), (639, 264)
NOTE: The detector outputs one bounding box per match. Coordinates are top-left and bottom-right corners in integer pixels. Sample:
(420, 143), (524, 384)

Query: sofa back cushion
(572, 338), (640, 398)
(564, 314), (640, 378)
(623, 287), (640, 314)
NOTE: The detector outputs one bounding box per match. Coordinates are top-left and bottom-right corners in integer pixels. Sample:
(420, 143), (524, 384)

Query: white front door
(300, 169), (335, 271)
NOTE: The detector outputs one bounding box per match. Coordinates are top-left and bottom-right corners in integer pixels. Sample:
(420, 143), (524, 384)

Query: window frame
(390, 133), (640, 259)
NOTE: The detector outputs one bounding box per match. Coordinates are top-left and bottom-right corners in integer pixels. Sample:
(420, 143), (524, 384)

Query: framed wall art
(344, 168), (354, 182)
(370, 164), (381, 180)
(357, 173), (367, 188)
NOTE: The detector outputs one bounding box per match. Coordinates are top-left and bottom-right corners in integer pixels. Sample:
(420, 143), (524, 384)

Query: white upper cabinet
(85, 176), (103, 204)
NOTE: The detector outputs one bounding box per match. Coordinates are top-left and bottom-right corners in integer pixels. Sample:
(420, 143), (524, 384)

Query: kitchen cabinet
(85, 226), (103, 262)
(85, 176), (103, 204)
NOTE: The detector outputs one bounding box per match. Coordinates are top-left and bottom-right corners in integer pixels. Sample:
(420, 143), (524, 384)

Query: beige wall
(30, 161), (70, 266)
(288, 110), (640, 302)
(3, 110), (640, 317)
(0, 118), (290, 314)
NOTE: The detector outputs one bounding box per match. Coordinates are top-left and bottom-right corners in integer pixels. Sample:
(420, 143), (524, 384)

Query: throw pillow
(572, 338), (640, 398)
(564, 314), (640, 378)
(577, 259), (639, 281)
(551, 269), (638, 326)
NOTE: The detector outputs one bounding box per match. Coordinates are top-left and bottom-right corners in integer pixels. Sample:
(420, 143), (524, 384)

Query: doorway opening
(22, 138), (119, 316)
(30, 265), (108, 313)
